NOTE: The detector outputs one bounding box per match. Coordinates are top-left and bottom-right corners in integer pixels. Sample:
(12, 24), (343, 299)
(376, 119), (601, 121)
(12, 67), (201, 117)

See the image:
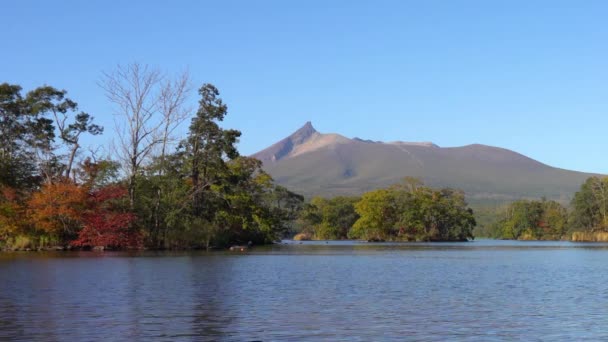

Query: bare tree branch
(99, 62), (163, 207)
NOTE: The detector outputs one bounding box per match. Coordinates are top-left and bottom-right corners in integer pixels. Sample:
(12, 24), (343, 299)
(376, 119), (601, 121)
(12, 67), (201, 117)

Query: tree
(72, 185), (140, 249)
(494, 199), (567, 240)
(0, 83), (36, 188)
(349, 181), (475, 241)
(53, 112), (103, 179)
(27, 180), (88, 245)
(570, 177), (608, 231)
(1, 83), (100, 186)
(214, 157), (274, 246)
(300, 196), (359, 240)
(157, 71), (192, 169)
(186, 84), (240, 219)
(75, 157), (120, 189)
(350, 189), (398, 241)
(0, 84), (71, 187)
(270, 185), (305, 236)
(150, 72), (192, 246)
(100, 63), (164, 207)
(540, 199), (567, 238)
(0, 186), (27, 246)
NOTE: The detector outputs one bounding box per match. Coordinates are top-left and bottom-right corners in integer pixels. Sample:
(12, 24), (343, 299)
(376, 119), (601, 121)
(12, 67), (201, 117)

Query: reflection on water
(2, 240), (608, 341)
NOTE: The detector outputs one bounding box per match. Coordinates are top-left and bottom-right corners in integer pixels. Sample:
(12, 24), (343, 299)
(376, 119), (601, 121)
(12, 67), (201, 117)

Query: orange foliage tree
(28, 181), (88, 244)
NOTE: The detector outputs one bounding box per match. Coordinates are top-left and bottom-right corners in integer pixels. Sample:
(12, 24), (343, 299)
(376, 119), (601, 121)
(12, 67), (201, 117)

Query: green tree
(269, 185), (305, 237)
(494, 199), (567, 240)
(350, 180), (475, 241)
(132, 84), (302, 249)
(570, 177), (608, 232)
(540, 199), (568, 238)
(350, 189), (398, 241)
(186, 84), (241, 220)
(53, 112), (103, 179)
(301, 196), (359, 239)
(0, 84), (71, 187)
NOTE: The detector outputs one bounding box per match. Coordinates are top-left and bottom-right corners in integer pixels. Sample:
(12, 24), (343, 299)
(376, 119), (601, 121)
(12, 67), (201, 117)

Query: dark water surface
(2, 240), (608, 341)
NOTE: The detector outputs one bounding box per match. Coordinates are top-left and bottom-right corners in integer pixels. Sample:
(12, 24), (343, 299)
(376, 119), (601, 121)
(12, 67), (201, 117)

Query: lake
(2, 240), (608, 341)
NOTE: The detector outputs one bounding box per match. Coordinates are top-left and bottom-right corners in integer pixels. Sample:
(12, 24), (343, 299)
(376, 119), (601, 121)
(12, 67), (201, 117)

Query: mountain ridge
(252, 122), (599, 203)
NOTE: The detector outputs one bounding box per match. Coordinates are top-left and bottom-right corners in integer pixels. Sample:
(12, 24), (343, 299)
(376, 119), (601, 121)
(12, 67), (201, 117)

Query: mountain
(252, 122), (599, 203)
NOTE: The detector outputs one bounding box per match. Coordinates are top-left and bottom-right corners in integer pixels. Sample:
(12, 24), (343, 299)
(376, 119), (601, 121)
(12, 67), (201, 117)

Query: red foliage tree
(72, 185), (142, 249)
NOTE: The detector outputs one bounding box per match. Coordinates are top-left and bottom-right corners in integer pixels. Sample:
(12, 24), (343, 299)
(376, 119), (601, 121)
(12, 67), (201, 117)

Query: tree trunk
(65, 144), (79, 179)
(153, 187), (161, 248)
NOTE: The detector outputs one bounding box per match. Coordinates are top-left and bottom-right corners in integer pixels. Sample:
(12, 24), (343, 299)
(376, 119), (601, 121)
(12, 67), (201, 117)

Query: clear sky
(3, 0), (608, 173)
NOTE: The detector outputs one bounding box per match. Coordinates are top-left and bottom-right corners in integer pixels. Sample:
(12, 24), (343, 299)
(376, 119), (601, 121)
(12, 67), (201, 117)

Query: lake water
(2, 240), (608, 341)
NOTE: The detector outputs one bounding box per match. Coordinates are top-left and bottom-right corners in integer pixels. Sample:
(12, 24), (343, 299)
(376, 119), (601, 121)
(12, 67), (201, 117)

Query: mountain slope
(252, 122), (599, 203)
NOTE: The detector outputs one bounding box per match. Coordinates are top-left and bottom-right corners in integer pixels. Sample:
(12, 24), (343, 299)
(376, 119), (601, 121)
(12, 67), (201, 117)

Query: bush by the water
(571, 231), (608, 242)
(293, 233), (312, 241)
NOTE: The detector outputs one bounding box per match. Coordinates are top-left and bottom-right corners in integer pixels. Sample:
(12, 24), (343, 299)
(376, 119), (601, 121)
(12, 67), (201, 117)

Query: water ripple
(2, 241), (608, 341)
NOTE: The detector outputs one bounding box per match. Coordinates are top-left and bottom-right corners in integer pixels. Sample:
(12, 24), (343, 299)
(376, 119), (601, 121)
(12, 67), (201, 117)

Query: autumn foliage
(21, 181), (141, 249)
(1, 82), (302, 251)
(0, 186), (27, 242)
(28, 181), (88, 241)
(72, 185), (140, 249)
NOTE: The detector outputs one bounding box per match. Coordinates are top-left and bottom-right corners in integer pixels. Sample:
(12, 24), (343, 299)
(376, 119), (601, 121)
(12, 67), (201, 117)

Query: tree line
(487, 176), (608, 240)
(0, 63), (303, 251)
(296, 178), (476, 242)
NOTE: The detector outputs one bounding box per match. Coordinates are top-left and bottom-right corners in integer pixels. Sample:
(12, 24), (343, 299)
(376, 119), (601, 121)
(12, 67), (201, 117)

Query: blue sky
(3, 0), (608, 173)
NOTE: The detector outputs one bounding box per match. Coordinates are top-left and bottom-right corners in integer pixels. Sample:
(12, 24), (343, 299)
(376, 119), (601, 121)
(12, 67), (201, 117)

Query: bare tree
(99, 63), (163, 207)
(100, 63), (193, 249)
(154, 71), (192, 247)
(157, 70), (192, 173)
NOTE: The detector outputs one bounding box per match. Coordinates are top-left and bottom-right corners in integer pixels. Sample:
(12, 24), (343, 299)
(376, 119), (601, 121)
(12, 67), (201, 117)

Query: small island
(293, 177), (475, 242)
(0, 76), (303, 252)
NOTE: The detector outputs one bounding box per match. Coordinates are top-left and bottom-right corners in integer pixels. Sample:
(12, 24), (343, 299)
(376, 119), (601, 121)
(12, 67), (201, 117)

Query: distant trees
(492, 199), (567, 240)
(570, 176), (608, 232)
(349, 182), (476, 241)
(489, 176), (608, 240)
(349, 189), (397, 241)
(298, 196), (360, 239)
(301, 174), (608, 242)
(296, 179), (476, 242)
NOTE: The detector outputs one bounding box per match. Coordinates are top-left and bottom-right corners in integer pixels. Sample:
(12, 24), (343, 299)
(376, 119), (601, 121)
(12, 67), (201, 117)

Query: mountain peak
(252, 121), (320, 163)
(289, 121), (317, 144)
